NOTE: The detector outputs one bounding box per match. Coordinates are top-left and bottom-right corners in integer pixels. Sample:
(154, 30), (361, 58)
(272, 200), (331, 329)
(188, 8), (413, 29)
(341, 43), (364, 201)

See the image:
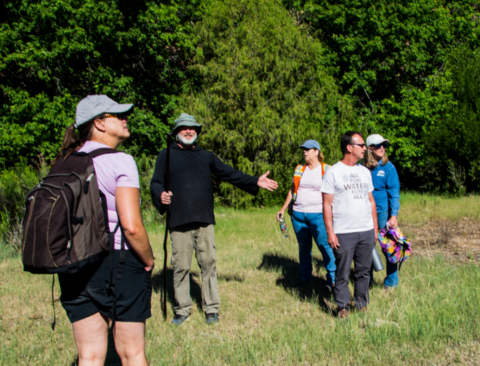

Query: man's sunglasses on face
(350, 143), (366, 148)
(371, 143), (388, 149)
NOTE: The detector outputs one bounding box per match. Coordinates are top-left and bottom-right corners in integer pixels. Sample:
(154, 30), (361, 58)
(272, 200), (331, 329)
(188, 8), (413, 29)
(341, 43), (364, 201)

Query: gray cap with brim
(75, 95), (134, 128)
(172, 113), (203, 135)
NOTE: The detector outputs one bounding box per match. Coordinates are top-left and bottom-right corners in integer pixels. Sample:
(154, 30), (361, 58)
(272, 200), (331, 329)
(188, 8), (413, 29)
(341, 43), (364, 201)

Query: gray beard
(177, 132), (197, 145)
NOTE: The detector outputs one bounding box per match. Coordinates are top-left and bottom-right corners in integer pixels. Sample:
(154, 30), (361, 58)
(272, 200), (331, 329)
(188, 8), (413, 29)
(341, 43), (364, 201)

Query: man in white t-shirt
(321, 131), (378, 319)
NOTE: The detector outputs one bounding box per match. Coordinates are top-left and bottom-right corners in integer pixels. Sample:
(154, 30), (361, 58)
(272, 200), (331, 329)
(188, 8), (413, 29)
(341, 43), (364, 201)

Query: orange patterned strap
(291, 164), (307, 200)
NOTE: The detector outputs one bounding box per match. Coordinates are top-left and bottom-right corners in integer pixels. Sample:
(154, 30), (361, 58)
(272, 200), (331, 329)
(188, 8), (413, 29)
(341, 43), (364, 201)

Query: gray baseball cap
(75, 95), (134, 128)
(172, 113), (203, 135)
(299, 139), (321, 150)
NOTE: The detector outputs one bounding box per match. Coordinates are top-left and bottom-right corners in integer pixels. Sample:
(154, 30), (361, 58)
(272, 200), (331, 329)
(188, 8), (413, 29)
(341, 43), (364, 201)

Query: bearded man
(150, 113), (278, 325)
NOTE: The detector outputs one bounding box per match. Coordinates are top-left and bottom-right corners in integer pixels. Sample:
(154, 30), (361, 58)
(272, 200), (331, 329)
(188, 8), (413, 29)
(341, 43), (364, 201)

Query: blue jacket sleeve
(386, 163), (400, 216)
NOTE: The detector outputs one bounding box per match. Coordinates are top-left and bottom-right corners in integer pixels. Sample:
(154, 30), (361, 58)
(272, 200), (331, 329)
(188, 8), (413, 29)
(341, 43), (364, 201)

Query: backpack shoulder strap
(291, 164), (307, 200)
(321, 162), (331, 177)
(87, 148), (119, 159)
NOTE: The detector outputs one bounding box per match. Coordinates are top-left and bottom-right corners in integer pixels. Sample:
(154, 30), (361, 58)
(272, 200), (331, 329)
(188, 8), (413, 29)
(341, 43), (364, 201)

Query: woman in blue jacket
(365, 134), (401, 289)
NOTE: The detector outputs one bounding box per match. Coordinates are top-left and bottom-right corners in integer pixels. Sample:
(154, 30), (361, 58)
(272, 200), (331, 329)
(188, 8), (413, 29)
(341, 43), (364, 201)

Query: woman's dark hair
(340, 131), (364, 156)
(54, 116), (101, 162)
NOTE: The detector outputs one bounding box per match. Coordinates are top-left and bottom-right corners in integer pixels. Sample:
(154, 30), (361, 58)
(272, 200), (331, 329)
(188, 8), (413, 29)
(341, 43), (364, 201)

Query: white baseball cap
(366, 134), (390, 147)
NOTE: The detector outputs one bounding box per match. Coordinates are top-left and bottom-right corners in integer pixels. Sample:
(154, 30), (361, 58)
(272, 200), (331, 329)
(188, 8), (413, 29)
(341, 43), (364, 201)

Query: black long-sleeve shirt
(150, 143), (259, 228)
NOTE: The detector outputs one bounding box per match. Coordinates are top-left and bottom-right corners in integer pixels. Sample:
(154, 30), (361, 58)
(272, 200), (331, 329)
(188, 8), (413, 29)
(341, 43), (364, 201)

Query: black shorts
(58, 249), (152, 323)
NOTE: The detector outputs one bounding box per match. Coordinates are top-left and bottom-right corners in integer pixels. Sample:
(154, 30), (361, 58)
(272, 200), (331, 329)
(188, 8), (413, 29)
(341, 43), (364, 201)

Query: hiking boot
(206, 313), (219, 325)
(171, 314), (189, 326)
(359, 306), (368, 313)
(337, 308), (349, 320)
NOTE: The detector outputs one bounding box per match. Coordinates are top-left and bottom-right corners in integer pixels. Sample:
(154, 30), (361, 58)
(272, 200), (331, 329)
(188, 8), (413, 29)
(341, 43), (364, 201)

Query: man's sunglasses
(350, 143), (366, 148)
(104, 113), (129, 120)
(371, 142), (388, 149)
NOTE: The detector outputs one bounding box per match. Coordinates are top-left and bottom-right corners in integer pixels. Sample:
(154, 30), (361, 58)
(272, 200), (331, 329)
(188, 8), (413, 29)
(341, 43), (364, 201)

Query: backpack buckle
(72, 216), (84, 225)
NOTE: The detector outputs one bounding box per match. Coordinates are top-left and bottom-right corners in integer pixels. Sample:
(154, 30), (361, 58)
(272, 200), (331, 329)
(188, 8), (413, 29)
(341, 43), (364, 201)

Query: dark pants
(334, 229), (375, 310)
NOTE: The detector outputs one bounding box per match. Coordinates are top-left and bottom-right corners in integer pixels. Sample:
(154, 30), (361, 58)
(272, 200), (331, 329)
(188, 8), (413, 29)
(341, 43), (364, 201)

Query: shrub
(0, 157), (47, 250)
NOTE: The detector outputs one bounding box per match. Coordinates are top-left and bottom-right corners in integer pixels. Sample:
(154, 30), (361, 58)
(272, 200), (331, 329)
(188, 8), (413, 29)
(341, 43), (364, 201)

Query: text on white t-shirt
(320, 162), (374, 234)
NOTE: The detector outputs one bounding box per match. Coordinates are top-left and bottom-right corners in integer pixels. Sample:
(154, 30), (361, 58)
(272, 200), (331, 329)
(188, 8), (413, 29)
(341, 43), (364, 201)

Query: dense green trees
(371, 46), (480, 193)
(423, 47), (480, 193)
(0, 0), (204, 165)
(178, 0), (355, 206)
(283, 0), (480, 102)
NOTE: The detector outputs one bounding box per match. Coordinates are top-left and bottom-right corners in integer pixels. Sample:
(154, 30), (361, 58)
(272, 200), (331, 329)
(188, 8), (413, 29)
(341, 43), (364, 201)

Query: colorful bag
(378, 226), (412, 264)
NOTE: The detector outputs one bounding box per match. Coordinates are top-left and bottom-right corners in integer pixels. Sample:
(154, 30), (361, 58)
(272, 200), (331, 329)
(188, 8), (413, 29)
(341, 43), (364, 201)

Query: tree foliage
(283, 0), (480, 103)
(178, 0), (356, 207)
(0, 0), (205, 166)
(424, 46), (480, 193)
(365, 45), (480, 194)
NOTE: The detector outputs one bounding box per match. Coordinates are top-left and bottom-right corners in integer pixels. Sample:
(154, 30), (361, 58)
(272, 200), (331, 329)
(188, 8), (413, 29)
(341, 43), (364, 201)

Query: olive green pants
(170, 223), (220, 316)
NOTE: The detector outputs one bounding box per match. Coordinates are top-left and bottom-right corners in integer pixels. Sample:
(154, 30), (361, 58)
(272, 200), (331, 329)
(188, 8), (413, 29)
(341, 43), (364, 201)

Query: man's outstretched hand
(257, 171), (278, 192)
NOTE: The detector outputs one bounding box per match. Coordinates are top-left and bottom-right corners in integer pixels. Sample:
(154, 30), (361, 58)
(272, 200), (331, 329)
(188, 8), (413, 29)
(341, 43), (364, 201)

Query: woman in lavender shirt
(58, 95), (154, 366)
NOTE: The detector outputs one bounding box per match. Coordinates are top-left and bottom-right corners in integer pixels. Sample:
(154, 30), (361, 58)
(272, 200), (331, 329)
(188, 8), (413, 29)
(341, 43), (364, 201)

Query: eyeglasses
(104, 113), (129, 121)
(350, 143), (366, 148)
(371, 143), (388, 149)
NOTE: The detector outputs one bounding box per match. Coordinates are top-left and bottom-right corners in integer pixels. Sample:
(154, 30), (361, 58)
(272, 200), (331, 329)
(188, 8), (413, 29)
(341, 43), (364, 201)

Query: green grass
(1, 195), (480, 365)
(399, 192), (480, 225)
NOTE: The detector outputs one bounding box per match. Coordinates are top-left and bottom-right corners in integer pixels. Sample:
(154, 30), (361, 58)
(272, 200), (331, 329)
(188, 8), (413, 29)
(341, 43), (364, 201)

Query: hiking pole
(162, 132), (172, 320)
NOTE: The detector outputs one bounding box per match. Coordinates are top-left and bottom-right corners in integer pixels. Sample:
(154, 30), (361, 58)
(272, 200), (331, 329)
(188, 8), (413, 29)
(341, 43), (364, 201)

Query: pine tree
(179, 0), (356, 207)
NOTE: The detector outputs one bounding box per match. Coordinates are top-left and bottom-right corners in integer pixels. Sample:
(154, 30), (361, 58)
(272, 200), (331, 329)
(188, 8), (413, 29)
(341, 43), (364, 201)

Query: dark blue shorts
(58, 250), (152, 323)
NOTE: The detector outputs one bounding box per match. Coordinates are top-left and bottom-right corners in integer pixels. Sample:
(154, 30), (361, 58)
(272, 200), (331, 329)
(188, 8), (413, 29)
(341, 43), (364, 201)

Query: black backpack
(22, 148), (125, 328)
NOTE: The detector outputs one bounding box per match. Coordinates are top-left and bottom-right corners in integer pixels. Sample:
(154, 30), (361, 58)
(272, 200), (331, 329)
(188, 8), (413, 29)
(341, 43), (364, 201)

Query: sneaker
(337, 308), (349, 320)
(206, 313), (219, 325)
(171, 314), (189, 326)
(359, 306), (368, 313)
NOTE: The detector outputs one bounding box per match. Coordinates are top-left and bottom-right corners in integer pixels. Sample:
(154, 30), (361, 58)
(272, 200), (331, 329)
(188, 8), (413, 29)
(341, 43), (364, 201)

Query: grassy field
(1, 193), (480, 365)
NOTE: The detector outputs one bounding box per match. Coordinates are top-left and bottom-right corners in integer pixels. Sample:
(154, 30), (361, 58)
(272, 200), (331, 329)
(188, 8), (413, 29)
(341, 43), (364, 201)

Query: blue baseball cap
(299, 140), (321, 150)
